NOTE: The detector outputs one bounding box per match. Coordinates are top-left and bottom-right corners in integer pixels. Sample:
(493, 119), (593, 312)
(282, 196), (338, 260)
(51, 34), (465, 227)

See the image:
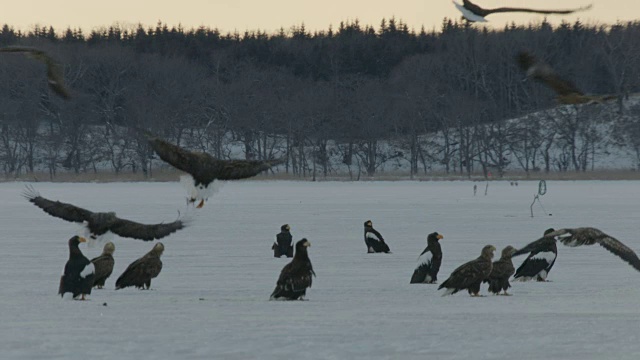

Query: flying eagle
(270, 238), (315, 300)
(484, 246), (517, 295)
(452, 0), (592, 23)
(146, 136), (283, 208)
(438, 245), (496, 296)
(90, 242), (115, 289)
(0, 46), (71, 100)
(23, 185), (188, 245)
(513, 228), (558, 282)
(410, 232), (444, 284)
(115, 243), (164, 290)
(550, 227), (640, 272)
(59, 236), (94, 300)
(364, 220), (391, 253)
(517, 51), (618, 105)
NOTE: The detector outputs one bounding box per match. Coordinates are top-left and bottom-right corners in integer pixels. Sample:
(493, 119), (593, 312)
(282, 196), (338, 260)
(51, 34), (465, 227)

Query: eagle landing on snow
(145, 136), (283, 208)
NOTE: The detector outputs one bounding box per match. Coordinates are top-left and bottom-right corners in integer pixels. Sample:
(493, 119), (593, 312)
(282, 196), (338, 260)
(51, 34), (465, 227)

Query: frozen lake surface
(1, 180), (640, 359)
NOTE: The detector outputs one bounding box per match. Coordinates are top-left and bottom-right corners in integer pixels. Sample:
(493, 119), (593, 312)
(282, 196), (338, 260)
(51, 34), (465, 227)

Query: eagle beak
(196, 199), (205, 208)
(78, 237), (87, 243)
(304, 241), (311, 247)
(437, 234), (444, 240)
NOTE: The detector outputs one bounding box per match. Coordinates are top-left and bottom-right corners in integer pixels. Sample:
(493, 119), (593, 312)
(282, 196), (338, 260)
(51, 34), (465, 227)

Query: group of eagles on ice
(4, 0), (637, 301)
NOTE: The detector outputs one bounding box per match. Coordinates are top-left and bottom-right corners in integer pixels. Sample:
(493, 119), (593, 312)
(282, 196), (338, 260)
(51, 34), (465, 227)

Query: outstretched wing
(147, 137), (209, 176)
(206, 158), (284, 181)
(517, 51), (585, 99)
(556, 228), (640, 272)
(512, 236), (555, 257)
(22, 186), (93, 224)
(0, 46), (71, 100)
(596, 236), (640, 272)
(489, 4), (592, 16)
(109, 217), (186, 241)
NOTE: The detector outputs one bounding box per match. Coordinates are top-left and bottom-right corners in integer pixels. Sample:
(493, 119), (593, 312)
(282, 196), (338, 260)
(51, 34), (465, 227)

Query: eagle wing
(512, 235), (555, 257)
(90, 254), (115, 283)
(440, 258), (491, 290)
(207, 158), (283, 181)
(556, 228), (640, 272)
(23, 186), (93, 224)
(147, 137), (209, 177)
(109, 217), (186, 241)
(487, 259), (515, 280)
(0, 46), (71, 100)
(516, 52), (585, 99)
(115, 256), (162, 288)
(489, 4), (592, 16)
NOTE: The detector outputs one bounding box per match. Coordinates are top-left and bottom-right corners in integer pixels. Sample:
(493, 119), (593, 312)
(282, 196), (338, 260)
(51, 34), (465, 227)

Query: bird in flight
(0, 46), (71, 100)
(452, 0), (592, 23)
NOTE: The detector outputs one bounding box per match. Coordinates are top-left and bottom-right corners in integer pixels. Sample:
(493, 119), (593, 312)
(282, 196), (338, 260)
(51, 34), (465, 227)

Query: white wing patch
(366, 232), (381, 242)
(452, 1), (489, 22)
(80, 263), (95, 278)
(416, 250), (433, 268)
(531, 251), (556, 265)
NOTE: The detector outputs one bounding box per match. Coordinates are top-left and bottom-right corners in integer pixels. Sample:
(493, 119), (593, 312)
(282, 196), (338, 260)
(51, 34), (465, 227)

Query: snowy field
(2, 180), (640, 360)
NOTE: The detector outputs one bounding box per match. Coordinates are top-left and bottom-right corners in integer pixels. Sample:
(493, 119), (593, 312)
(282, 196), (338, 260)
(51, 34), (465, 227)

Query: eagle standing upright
(59, 236), (94, 300)
(116, 243), (165, 290)
(485, 246), (517, 295)
(410, 232), (444, 284)
(90, 242), (115, 289)
(439, 245), (496, 296)
(270, 239), (315, 300)
(272, 224), (293, 258)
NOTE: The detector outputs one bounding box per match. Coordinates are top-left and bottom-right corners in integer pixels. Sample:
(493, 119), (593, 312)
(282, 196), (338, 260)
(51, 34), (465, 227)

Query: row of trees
(0, 18), (639, 179)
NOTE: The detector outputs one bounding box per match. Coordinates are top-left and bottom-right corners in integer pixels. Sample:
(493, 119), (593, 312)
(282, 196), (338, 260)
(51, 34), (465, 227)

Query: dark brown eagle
(23, 185), (188, 245)
(517, 51), (618, 105)
(146, 136), (283, 208)
(59, 236), (94, 300)
(90, 242), (115, 289)
(438, 245), (496, 296)
(0, 46), (71, 100)
(484, 246), (517, 295)
(453, 0), (592, 23)
(115, 243), (164, 290)
(548, 228), (640, 272)
(270, 238), (315, 300)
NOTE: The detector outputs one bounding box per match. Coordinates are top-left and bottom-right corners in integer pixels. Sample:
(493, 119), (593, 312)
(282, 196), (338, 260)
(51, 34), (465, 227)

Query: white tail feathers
(440, 288), (456, 297)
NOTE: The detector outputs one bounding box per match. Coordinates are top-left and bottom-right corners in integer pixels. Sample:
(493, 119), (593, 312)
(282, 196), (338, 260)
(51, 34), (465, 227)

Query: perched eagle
(145, 136), (283, 208)
(90, 242), (115, 289)
(452, 0), (592, 23)
(364, 220), (391, 253)
(438, 245), (496, 296)
(272, 224), (293, 258)
(410, 232), (444, 284)
(116, 243), (164, 290)
(0, 46), (71, 100)
(59, 236), (94, 300)
(484, 246), (517, 295)
(517, 51), (618, 105)
(270, 239), (315, 300)
(513, 228), (558, 282)
(23, 185), (188, 246)
(550, 227), (640, 272)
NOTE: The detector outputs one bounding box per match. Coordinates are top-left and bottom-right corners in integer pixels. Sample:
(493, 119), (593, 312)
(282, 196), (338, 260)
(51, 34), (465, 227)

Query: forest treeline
(1, 17), (639, 179)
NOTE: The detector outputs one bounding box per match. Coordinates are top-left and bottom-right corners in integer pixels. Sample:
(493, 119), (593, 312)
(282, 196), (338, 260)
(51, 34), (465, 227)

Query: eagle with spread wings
(23, 186), (188, 245)
(146, 136), (283, 208)
(453, 0), (592, 23)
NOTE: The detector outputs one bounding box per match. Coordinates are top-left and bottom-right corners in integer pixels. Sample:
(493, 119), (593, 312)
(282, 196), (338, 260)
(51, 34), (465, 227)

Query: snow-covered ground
(1, 180), (640, 359)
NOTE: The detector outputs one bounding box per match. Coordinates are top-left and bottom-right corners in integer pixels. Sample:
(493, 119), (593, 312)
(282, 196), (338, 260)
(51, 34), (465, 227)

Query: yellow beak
(78, 237), (87, 243)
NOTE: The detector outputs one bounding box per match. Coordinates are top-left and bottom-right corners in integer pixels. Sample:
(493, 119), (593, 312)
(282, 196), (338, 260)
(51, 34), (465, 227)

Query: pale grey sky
(4, 1), (637, 34)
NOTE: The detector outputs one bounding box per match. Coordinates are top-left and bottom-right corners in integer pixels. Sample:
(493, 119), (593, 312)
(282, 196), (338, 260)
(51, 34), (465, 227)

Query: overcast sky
(4, 1), (637, 34)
